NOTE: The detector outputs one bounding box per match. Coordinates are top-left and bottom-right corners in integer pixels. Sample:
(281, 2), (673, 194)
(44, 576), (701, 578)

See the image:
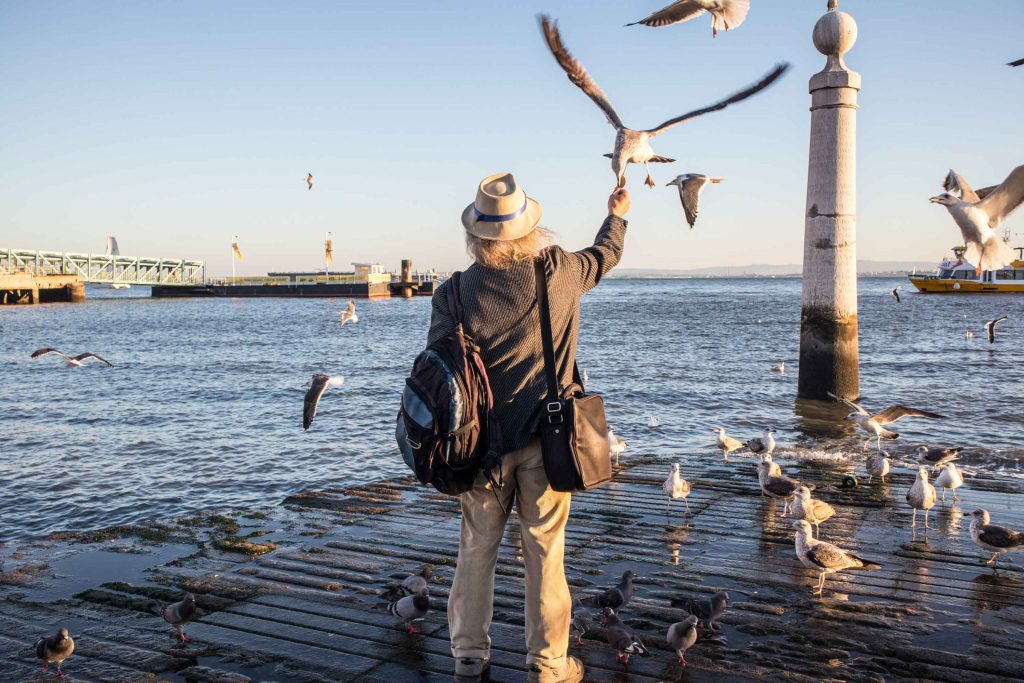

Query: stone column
(798, 1), (860, 401)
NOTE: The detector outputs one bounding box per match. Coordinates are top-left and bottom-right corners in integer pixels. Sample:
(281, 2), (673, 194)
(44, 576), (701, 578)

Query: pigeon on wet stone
(670, 591), (728, 631)
(713, 427), (745, 460)
(601, 608), (649, 665)
(382, 564), (432, 602)
(866, 452), (890, 484)
(935, 462), (965, 503)
(791, 485), (835, 538)
(663, 463), (691, 514)
(916, 445), (962, 469)
(970, 509), (1024, 567)
(35, 628), (74, 678)
(387, 587), (430, 634)
(152, 592), (197, 643)
(793, 520), (880, 595)
(584, 569), (636, 612)
(666, 615), (699, 666)
(906, 467), (938, 529)
(747, 427), (776, 456)
(571, 597), (594, 647)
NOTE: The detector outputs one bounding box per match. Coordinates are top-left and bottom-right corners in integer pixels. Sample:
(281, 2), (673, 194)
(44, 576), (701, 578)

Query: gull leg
(876, 436), (882, 451)
(863, 439), (870, 451)
(953, 490), (959, 502)
(867, 474), (872, 484)
(815, 572), (825, 595)
(679, 654), (688, 666)
(924, 509), (930, 529)
(643, 162), (656, 188)
(986, 552), (999, 565)
(911, 509), (917, 528)
(683, 498), (691, 514)
(941, 489), (946, 503)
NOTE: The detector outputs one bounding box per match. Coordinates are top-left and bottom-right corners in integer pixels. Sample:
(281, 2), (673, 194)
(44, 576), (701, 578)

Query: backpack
(396, 272), (502, 496)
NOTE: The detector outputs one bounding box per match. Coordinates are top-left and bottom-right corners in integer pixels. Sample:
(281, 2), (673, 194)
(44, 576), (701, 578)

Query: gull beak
(710, 178), (723, 183)
(929, 196), (944, 204)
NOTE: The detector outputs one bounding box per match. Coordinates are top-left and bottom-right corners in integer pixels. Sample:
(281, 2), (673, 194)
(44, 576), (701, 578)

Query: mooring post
(798, 1), (860, 401)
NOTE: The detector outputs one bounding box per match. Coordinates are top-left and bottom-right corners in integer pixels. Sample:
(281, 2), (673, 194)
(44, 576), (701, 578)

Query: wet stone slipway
(2, 454), (1024, 682)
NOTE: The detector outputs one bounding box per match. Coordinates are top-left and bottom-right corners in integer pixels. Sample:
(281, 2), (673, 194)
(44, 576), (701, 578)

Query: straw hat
(462, 172), (543, 241)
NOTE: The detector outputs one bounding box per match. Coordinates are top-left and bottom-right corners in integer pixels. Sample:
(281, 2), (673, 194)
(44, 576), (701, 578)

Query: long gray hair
(465, 226), (554, 269)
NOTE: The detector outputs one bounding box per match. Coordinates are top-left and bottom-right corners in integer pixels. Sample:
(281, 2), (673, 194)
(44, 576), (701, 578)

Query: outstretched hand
(608, 188), (630, 218)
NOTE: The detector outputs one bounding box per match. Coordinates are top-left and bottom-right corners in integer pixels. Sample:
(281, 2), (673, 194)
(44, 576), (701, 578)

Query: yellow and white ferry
(908, 245), (1024, 293)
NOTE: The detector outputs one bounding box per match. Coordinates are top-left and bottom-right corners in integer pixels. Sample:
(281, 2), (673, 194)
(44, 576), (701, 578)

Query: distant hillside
(610, 260), (934, 278)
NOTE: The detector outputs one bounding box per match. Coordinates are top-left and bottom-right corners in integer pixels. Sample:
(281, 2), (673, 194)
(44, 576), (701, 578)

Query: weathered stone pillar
(798, 1), (860, 401)
(68, 281), (86, 303)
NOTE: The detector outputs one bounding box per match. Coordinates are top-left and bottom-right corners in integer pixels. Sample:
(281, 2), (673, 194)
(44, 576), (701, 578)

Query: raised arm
(564, 188), (630, 293)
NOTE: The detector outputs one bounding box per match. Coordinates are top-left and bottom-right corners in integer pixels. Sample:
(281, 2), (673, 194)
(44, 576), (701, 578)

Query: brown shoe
(527, 656), (584, 683)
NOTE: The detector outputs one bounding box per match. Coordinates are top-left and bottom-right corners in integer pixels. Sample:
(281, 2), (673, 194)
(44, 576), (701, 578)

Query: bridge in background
(1, 248), (206, 286)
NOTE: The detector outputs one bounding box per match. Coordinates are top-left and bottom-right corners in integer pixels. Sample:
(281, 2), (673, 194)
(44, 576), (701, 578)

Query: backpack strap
(534, 255), (560, 406)
(446, 271), (463, 326)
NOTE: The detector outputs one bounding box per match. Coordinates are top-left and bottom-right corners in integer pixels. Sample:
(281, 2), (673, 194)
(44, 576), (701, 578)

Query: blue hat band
(473, 199), (528, 223)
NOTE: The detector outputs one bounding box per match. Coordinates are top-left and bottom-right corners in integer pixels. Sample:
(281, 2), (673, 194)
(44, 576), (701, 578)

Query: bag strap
(446, 271), (464, 325)
(534, 255), (560, 405)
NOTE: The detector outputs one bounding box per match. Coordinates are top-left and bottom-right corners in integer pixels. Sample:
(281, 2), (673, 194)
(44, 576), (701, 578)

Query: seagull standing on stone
(793, 520), (880, 595)
(30, 348), (113, 367)
(602, 608), (650, 665)
(663, 463), (691, 514)
(829, 393), (944, 451)
(35, 628), (74, 678)
(906, 467), (937, 529)
(627, 0), (751, 37)
(539, 15), (788, 189)
(666, 616), (699, 666)
(747, 427), (776, 456)
(970, 509), (1024, 567)
(340, 300), (359, 327)
(387, 587), (430, 633)
(916, 445), (962, 469)
(306, 172), (314, 190)
(713, 427), (745, 459)
(935, 462), (964, 503)
(756, 460), (808, 515)
(791, 485), (836, 538)
(151, 592), (197, 643)
(608, 426), (628, 466)
(890, 286), (901, 303)
(759, 453), (782, 477)
(930, 165), (1024, 274)
(984, 315), (1007, 343)
(865, 452), (890, 484)
(670, 591), (728, 631)
(666, 174), (722, 228)
(303, 373), (345, 430)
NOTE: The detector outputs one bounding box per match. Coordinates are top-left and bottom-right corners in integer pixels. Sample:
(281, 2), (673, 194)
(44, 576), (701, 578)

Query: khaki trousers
(448, 439), (572, 668)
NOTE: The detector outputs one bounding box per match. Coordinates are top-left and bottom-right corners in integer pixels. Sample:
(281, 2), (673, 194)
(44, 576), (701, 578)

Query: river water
(2, 278), (1021, 540)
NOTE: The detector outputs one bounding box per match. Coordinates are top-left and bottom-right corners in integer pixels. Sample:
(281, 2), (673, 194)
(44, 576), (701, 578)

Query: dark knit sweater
(427, 215), (627, 456)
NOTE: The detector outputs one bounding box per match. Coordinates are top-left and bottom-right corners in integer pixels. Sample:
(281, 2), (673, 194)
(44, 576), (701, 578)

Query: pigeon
(647, 415), (661, 428)
(791, 485), (835, 538)
(387, 587), (430, 634)
(759, 453), (782, 477)
(663, 463), (691, 514)
(381, 565), (432, 602)
(666, 616), (699, 666)
(712, 427), (746, 459)
(628, 0), (751, 37)
(771, 362), (785, 374)
(340, 300), (359, 327)
(747, 427), (776, 456)
(906, 467), (938, 529)
(306, 172), (314, 190)
(930, 166), (1024, 274)
(152, 592), (197, 643)
(793, 520), (880, 595)
(756, 460), (809, 515)
(970, 509), (1024, 567)
(666, 174), (722, 228)
(935, 463), (964, 503)
(984, 315), (1008, 343)
(34, 628), (74, 677)
(608, 426), (628, 466)
(670, 591), (729, 631)
(30, 348), (112, 367)
(916, 445), (962, 468)
(584, 570), (636, 611)
(538, 15), (788, 189)
(890, 286), (901, 303)
(571, 597), (594, 647)
(303, 373), (345, 430)
(828, 393), (944, 451)
(865, 452), (891, 484)
(601, 607), (649, 665)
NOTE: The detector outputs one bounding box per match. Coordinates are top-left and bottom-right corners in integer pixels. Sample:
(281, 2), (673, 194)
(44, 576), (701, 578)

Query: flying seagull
(666, 616), (699, 666)
(35, 628), (74, 677)
(538, 15), (788, 189)
(970, 509), (1024, 567)
(793, 519), (880, 595)
(828, 392), (944, 451)
(30, 348), (112, 367)
(890, 286), (901, 303)
(303, 373), (345, 430)
(1009, 58), (1024, 67)
(930, 165), (1024, 274)
(340, 300), (359, 327)
(666, 174), (722, 228)
(984, 315), (1008, 343)
(712, 427), (745, 459)
(151, 592), (197, 643)
(628, 0), (751, 37)
(663, 463), (691, 514)
(306, 172), (314, 190)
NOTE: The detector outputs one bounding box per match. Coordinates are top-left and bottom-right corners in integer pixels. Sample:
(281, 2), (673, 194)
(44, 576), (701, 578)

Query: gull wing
(827, 391), (868, 415)
(30, 347), (65, 359)
(675, 175), (707, 228)
(341, 300), (356, 325)
(974, 185), (997, 200)
(871, 405), (944, 425)
(978, 524), (1024, 549)
(942, 169), (980, 203)
(627, 0), (708, 28)
(303, 373), (330, 430)
(646, 63), (789, 137)
(73, 352), (113, 366)
(763, 476), (799, 497)
(1009, 58), (1024, 67)
(977, 165), (1024, 226)
(539, 16), (624, 130)
(805, 541), (856, 570)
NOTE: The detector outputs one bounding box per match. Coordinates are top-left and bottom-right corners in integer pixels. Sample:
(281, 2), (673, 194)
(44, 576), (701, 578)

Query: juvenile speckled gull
(970, 509), (1024, 566)
(792, 485), (836, 538)
(865, 452), (890, 484)
(666, 174), (722, 228)
(538, 15), (788, 189)
(713, 427), (745, 459)
(829, 392), (944, 451)
(628, 0), (751, 37)
(663, 463), (692, 514)
(793, 519), (880, 595)
(906, 467), (938, 529)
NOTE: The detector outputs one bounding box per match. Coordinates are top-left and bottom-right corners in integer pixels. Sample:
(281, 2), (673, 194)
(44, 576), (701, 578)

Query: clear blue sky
(1, 1), (1021, 276)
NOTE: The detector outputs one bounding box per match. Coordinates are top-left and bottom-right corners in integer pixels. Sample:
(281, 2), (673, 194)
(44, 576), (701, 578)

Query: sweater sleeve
(427, 280), (456, 346)
(563, 215), (628, 293)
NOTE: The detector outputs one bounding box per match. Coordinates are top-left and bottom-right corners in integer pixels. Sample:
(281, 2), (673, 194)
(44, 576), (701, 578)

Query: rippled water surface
(2, 278), (1022, 539)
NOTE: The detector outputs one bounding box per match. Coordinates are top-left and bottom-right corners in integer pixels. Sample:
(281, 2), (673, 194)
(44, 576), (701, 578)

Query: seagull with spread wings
(1009, 58), (1024, 67)
(627, 0), (751, 37)
(303, 373), (345, 430)
(984, 315), (1008, 344)
(666, 174), (722, 228)
(340, 300), (359, 327)
(931, 166), (1024, 274)
(306, 172), (314, 190)
(828, 392), (944, 451)
(538, 15), (788, 189)
(30, 348), (113, 367)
